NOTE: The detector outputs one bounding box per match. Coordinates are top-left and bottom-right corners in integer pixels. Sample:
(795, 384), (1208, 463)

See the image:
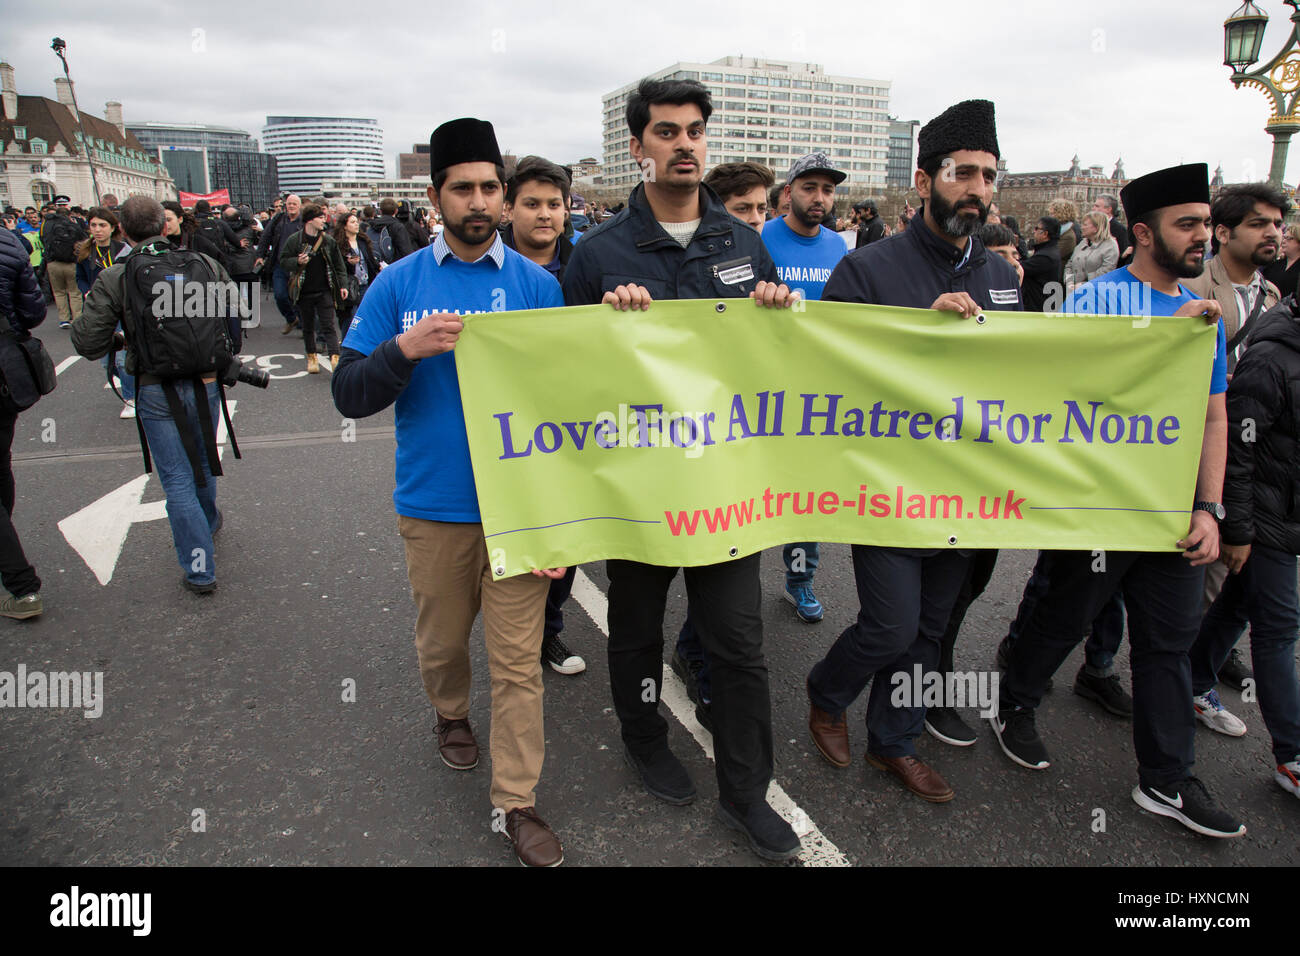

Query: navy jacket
(823, 214), (1022, 312)
(562, 182), (778, 305)
(0, 227), (46, 334)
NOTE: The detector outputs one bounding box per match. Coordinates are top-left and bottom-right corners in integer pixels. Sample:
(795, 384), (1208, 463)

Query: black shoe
(1219, 647), (1253, 693)
(670, 648), (703, 705)
(925, 707), (977, 746)
(1073, 666), (1133, 717)
(694, 702), (713, 735)
(990, 707), (1050, 769)
(541, 632), (585, 675)
(623, 746), (695, 805)
(1132, 777), (1246, 838)
(182, 575), (216, 595)
(716, 798), (801, 862)
(996, 635), (1052, 693)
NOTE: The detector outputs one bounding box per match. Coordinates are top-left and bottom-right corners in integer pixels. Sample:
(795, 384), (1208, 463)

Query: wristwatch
(1193, 501), (1225, 521)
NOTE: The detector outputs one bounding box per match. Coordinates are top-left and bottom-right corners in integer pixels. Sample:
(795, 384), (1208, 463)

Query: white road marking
(569, 567), (849, 866)
(55, 356), (80, 375)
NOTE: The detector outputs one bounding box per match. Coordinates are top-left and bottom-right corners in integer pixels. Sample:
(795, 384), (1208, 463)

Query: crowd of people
(2, 75), (1298, 868)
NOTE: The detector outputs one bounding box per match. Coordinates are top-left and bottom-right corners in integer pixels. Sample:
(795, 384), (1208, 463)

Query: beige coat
(1184, 255), (1280, 350)
(1064, 236), (1119, 288)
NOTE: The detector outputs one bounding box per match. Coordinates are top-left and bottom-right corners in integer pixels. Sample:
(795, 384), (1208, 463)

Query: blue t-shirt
(761, 217), (847, 302)
(344, 242), (564, 521)
(1064, 266), (1227, 396)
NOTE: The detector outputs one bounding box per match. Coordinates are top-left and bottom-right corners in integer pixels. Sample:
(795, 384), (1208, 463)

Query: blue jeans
(101, 322), (134, 401)
(1191, 545), (1300, 764)
(137, 381), (220, 586)
(783, 542), (820, 587)
(271, 266), (298, 324)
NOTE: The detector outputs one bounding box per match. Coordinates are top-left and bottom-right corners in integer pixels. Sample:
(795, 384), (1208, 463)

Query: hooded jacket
(1221, 298), (1300, 554)
(0, 227), (45, 335)
(367, 214), (415, 262)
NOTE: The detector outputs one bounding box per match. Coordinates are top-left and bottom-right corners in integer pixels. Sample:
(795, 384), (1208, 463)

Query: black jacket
(255, 210), (304, 265)
(562, 182), (777, 305)
(501, 223), (572, 284)
(0, 227), (46, 334)
(1221, 298), (1300, 554)
(855, 216), (885, 249)
(369, 214), (415, 261)
(1021, 240), (1062, 313)
(823, 213), (1022, 312)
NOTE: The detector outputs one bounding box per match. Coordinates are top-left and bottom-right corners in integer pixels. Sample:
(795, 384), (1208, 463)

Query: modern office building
(397, 143), (430, 180)
(600, 56), (892, 195)
(0, 61), (174, 208)
(261, 115), (385, 196)
(128, 121), (279, 207)
(319, 177), (430, 209)
(886, 118), (919, 190)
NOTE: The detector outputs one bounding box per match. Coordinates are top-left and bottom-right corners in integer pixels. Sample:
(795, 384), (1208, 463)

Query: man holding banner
(805, 100), (1020, 803)
(562, 76), (802, 862)
(992, 163), (1246, 839)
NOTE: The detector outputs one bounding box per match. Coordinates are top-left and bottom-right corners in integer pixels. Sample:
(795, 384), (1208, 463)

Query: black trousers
(297, 290), (339, 355)
(1000, 549), (1203, 788)
(606, 554), (772, 805)
(0, 410), (40, 597)
(939, 549), (999, 675)
(544, 564), (577, 638)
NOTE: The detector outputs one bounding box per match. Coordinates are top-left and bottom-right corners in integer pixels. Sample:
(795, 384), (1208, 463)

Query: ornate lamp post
(50, 37), (102, 204)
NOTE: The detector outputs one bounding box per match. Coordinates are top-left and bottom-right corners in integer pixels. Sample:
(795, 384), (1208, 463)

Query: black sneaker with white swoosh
(1132, 777), (1246, 839)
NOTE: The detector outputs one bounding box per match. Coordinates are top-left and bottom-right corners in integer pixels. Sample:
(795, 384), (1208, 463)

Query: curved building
(261, 116), (385, 196)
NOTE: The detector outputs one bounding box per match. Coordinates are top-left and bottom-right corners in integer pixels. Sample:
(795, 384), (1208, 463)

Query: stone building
(0, 61), (174, 209)
(995, 155), (1128, 224)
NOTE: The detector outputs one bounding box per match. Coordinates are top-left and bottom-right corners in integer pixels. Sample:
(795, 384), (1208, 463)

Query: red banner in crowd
(178, 189), (230, 208)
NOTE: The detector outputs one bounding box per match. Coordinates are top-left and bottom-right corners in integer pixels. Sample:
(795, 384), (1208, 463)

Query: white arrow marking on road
(58, 401), (236, 585)
(569, 568), (849, 866)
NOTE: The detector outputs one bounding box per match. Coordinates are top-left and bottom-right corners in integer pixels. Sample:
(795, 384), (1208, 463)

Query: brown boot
(865, 752), (955, 803)
(504, 807), (563, 867)
(306, 353), (319, 374)
(808, 679), (850, 767)
(329, 353), (339, 370)
(433, 713), (478, 770)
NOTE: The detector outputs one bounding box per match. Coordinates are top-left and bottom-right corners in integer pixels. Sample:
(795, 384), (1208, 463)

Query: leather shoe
(504, 807), (563, 867)
(808, 680), (850, 767)
(434, 713), (478, 770)
(865, 751), (954, 803)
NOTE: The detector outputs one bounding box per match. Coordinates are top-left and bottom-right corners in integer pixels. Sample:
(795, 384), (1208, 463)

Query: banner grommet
(715, 302), (727, 313)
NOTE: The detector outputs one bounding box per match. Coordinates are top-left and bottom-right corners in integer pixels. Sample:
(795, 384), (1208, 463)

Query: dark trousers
(297, 291), (339, 355)
(808, 545), (971, 757)
(0, 410), (40, 597)
(1007, 550), (1125, 675)
(675, 611), (711, 703)
(1191, 545), (1300, 764)
(939, 549), (999, 675)
(606, 555), (772, 805)
(271, 266), (298, 324)
(1000, 550), (1204, 788)
(543, 564), (577, 638)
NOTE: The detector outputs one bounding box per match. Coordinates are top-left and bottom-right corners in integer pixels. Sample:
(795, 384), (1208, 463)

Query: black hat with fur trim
(917, 99), (1000, 170)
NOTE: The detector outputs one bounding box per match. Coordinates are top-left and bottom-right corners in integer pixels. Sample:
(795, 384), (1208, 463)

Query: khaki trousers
(398, 515), (549, 811)
(46, 260), (82, 324)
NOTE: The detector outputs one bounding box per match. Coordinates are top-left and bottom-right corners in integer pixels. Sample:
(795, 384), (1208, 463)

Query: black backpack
(42, 216), (81, 262)
(118, 245), (241, 487)
(195, 218), (230, 268)
(366, 224), (395, 264)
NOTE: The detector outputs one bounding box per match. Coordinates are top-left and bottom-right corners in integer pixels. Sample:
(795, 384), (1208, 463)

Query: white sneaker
(1276, 759), (1300, 797)
(1193, 690), (1247, 737)
(120, 400), (136, 419)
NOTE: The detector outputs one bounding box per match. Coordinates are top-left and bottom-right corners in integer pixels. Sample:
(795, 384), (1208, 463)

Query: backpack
(195, 218), (230, 268)
(42, 216), (81, 263)
(118, 245), (242, 487)
(366, 224), (395, 265)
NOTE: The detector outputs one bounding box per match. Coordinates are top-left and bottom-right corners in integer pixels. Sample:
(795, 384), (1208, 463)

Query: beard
(444, 211), (498, 246)
(929, 189), (987, 238)
(1250, 242), (1279, 267)
(1151, 228), (1205, 278)
(791, 195), (827, 230)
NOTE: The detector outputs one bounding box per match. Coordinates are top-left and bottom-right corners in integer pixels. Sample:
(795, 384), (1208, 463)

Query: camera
(220, 358), (270, 389)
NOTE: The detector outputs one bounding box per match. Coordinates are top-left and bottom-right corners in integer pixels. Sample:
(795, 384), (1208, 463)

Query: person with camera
(333, 212), (379, 342)
(222, 204), (262, 330)
(74, 196), (247, 596)
(280, 204), (348, 373)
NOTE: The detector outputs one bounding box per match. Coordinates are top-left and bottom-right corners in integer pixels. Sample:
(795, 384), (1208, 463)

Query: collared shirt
(432, 229), (505, 268)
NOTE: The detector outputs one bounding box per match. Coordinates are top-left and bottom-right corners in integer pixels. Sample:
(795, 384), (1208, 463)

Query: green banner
(456, 300), (1213, 578)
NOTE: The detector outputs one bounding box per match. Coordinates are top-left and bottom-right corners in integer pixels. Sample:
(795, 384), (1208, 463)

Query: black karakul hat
(1120, 163), (1209, 225)
(917, 99), (1000, 169)
(429, 118), (504, 182)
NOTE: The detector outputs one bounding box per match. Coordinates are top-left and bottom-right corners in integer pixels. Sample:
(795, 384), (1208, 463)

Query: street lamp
(50, 36), (102, 204)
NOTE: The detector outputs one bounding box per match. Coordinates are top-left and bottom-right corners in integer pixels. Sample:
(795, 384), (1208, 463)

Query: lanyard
(94, 243), (115, 271)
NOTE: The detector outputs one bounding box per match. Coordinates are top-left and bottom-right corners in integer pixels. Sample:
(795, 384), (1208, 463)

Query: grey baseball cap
(786, 151), (846, 185)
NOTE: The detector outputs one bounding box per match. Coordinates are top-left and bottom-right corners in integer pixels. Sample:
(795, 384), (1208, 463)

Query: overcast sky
(4, 0), (1292, 188)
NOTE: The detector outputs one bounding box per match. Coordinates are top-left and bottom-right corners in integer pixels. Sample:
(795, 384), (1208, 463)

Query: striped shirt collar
(432, 230), (505, 268)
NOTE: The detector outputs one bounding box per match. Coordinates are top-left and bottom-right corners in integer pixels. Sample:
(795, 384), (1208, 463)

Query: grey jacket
(1064, 236), (1118, 289)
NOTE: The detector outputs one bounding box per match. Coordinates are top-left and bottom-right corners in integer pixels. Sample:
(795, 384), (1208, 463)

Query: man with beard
(332, 118), (568, 867)
(992, 163), (1245, 839)
(804, 100), (1021, 803)
(562, 76), (802, 862)
(855, 200), (885, 248)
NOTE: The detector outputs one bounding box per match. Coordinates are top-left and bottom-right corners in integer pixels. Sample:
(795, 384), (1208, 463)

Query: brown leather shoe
(865, 752), (955, 803)
(433, 714), (478, 770)
(809, 683), (851, 768)
(505, 807), (564, 867)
